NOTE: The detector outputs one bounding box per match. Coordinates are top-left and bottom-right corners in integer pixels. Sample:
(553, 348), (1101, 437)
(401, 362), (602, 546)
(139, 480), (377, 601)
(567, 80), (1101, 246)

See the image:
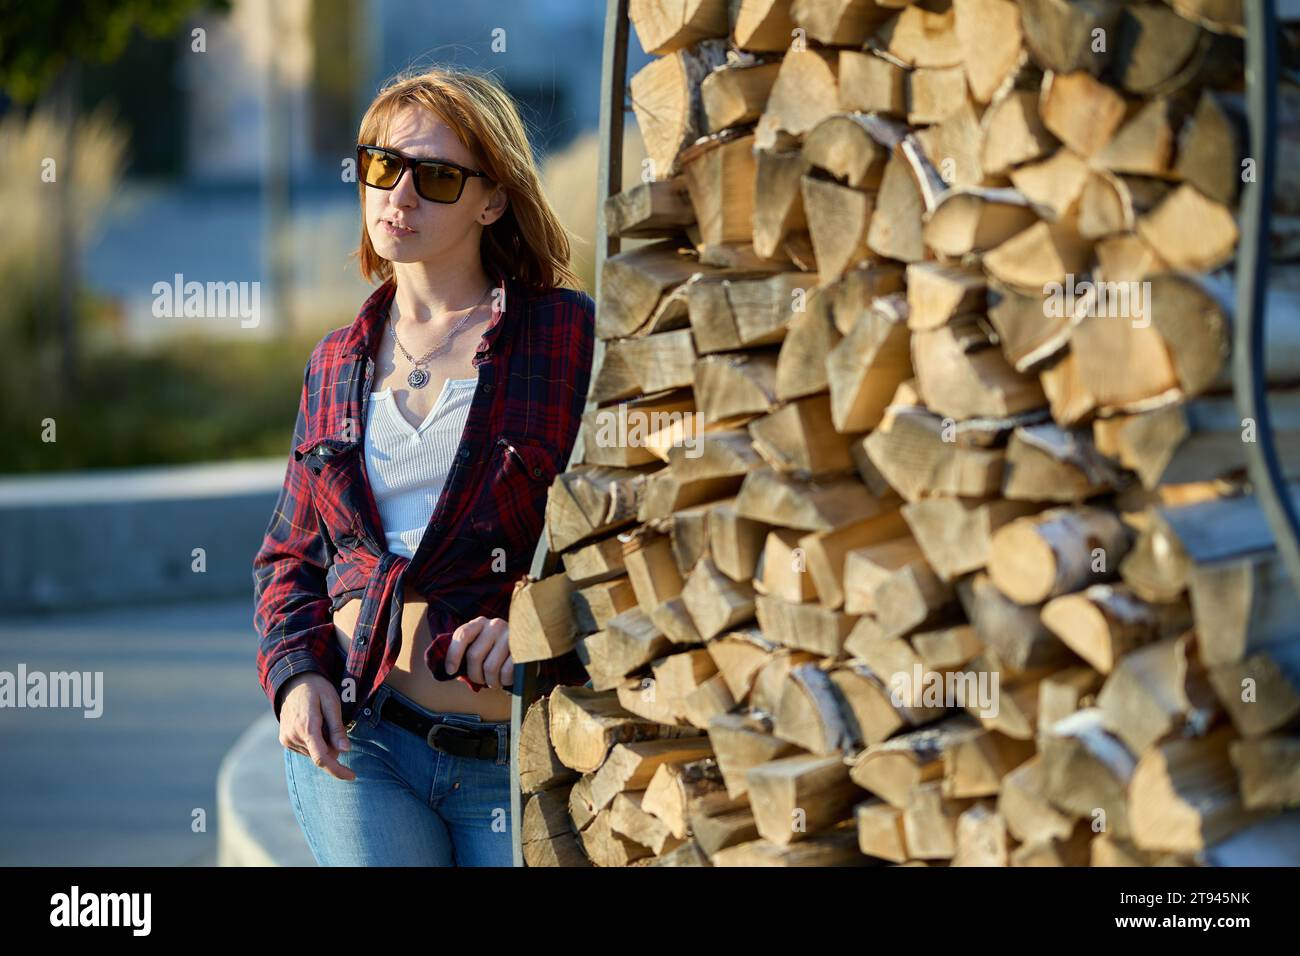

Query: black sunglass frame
(356, 144), (490, 204)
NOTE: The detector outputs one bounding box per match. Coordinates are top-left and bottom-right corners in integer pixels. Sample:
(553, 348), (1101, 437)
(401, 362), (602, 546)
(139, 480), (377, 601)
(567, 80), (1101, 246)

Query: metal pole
(1233, 0), (1300, 592)
(510, 0), (630, 867)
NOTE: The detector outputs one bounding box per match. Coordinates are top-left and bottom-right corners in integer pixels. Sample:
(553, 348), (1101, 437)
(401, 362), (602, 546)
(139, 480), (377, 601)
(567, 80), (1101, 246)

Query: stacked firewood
(510, 0), (1300, 866)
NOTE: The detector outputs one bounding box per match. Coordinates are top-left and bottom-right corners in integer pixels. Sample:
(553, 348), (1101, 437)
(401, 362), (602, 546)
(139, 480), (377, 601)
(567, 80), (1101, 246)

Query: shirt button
(363, 708), (372, 716)
(532, 467), (543, 477)
(483, 383), (493, 393)
(459, 447), (470, 459)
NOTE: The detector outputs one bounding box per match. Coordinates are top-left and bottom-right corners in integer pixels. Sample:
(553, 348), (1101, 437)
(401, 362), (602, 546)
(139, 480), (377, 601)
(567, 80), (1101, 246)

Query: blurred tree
(0, 0), (227, 398)
(0, 0), (229, 103)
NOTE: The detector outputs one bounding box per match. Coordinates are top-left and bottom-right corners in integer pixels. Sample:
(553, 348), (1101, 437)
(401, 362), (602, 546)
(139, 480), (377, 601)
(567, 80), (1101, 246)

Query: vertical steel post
(510, 0), (630, 866)
(1233, 0), (1300, 592)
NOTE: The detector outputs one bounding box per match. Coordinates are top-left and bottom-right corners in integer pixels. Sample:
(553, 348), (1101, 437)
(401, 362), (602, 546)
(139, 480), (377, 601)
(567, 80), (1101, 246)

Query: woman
(253, 66), (594, 867)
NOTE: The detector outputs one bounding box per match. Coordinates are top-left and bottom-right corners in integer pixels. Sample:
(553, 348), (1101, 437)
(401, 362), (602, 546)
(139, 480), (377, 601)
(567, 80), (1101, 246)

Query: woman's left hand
(444, 616), (514, 688)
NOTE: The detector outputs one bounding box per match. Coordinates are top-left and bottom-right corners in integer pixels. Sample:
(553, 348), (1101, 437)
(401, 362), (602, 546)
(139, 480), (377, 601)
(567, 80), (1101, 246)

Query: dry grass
(541, 121), (652, 296)
(0, 104), (127, 288)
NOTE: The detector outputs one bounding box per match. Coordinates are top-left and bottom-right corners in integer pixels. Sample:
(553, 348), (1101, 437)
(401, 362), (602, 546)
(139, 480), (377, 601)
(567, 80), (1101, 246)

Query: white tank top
(362, 376), (476, 558)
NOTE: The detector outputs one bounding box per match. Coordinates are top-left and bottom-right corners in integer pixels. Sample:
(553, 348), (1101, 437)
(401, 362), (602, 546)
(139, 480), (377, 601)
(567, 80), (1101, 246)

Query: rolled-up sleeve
(253, 359), (344, 720)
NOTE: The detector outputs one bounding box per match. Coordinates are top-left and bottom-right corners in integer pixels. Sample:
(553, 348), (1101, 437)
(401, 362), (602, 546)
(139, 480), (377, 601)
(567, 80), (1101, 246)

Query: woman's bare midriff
(332, 586), (513, 721)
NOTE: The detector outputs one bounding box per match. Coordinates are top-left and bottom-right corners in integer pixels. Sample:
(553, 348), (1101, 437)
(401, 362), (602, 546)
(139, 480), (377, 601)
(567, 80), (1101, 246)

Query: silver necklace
(389, 284), (493, 389)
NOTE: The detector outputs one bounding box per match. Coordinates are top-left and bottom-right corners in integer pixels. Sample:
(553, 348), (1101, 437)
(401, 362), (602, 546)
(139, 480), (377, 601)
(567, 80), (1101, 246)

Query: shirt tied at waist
(339, 540), (502, 727)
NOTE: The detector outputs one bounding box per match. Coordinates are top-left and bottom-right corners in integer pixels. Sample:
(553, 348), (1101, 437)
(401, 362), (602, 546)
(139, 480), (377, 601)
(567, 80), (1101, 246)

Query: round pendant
(407, 367), (430, 389)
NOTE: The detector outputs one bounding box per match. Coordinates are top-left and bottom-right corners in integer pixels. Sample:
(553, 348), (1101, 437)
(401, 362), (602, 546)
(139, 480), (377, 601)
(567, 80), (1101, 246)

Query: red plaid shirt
(253, 264), (593, 723)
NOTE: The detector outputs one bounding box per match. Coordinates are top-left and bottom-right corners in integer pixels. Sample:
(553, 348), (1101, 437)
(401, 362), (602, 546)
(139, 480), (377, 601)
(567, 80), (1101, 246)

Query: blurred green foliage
(0, 0), (229, 102)
(4, 320), (320, 473)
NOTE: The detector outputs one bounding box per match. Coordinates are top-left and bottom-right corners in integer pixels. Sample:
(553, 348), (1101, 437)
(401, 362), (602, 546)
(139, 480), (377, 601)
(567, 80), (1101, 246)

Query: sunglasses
(356, 144), (490, 204)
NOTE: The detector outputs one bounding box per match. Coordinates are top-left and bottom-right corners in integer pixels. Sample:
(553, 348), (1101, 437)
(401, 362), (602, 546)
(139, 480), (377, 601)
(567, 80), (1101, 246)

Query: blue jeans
(284, 683), (513, 866)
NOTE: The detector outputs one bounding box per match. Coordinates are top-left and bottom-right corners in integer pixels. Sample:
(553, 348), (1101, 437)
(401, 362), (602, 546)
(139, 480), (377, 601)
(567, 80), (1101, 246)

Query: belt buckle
(426, 722), (474, 754)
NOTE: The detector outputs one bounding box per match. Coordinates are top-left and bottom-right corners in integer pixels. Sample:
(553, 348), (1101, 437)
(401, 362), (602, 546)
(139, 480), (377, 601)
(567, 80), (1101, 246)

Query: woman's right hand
(278, 673), (357, 781)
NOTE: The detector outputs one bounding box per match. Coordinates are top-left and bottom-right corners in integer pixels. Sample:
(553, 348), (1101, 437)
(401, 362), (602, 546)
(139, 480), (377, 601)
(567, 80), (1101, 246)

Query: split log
(734, 465), (887, 531)
(838, 49), (907, 114)
(748, 394), (856, 476)
(799, 509), (910, 610)
(706, 710), (800, 798)
(629, 0), (729, 55)
(732, 0), (797, 51)
(773, 661), (859, 754)
(953, 0), (1025, 104)
(863, 406), (1006, 503)
(903, 498), (1040, 581)
(590, 736), (716, 812)
(548, 466), (650, 552)
(522, 788), (591, 867)
(580, 807), (654, 865)
(826, 292), (911, 432)
(1230, 736), (1300, 810)
(911, 317), (1048, 421)
(683, 130), (757, 246)
(509, 573), (577, 663)
(959, 572), (1076, 671)
(1136, 183), (1239, 273)
(745, 752), (862, 844)
(988, 506), (1133, 605)
(792, 0), (892, 46)
(849, 714), (985, 807)
(1040, 584), (1192, 675)
(1096, 633), (1219, 755)
(693, 349), (780, 424)
(801, 174), (874, 283)
(756, 593), (859, 656)
(629, 39), (729, 177)
(571, 576), (638, 635)
(1019, 0), (1120, 75)
(856, 798), (910, 862)
(980, 91), (1057, 176)
(710, 828), (869, 864)
(903, 781), (975, 859)
(682, 555), (757, 639)
(1003, 423), (1119, 502)
(754, 49), (841, 150)
(519, 696), (580, 794)
(702, 60), (781, 131)
(953, 803), (1011, 866)
(998, 754), (1076, 845)
(548, 685), (704, 774)
(1207, 643), (1300, 738)
(1040, 707), (1136, 839)
(923, 187), (1040, 258)
(1038, 70), (1127, 157)
(605, 177), (694, 238)
(1129, 726), (1264, 854)
(874, 3), (963, 68)
(610, 791), (687, 855)
(642, 756), (739, 838)
(753, 147), (808, 259)
(906, 263), (985, 333)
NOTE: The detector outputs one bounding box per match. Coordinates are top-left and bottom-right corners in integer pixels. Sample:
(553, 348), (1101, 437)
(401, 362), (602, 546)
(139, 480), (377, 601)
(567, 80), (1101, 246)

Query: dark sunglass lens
(415, 163), (463, 202)
(362, 149), (401, 188)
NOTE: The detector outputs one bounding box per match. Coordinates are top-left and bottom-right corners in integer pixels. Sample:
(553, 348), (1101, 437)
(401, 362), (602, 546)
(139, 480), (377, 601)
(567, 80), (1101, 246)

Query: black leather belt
(378, 694), (503, 761)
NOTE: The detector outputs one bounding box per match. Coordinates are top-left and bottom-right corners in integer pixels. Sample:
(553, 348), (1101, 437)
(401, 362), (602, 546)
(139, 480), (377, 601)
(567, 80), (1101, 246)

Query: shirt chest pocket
(294, 435), (366, 543)
(468, 435), (562, 558)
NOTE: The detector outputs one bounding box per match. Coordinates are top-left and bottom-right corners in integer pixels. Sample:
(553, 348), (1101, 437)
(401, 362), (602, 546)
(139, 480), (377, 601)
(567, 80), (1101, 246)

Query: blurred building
(76, 0), (627, 342)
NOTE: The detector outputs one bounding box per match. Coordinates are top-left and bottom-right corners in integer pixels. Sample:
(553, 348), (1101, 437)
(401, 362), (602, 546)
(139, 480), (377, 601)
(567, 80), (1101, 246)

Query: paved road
(0, 598), (265, 866)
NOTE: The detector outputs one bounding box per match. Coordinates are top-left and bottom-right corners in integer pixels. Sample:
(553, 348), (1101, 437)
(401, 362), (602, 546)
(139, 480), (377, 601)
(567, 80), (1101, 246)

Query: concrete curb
(0, 458), (284, 612)
(216, 712), (315, 867)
